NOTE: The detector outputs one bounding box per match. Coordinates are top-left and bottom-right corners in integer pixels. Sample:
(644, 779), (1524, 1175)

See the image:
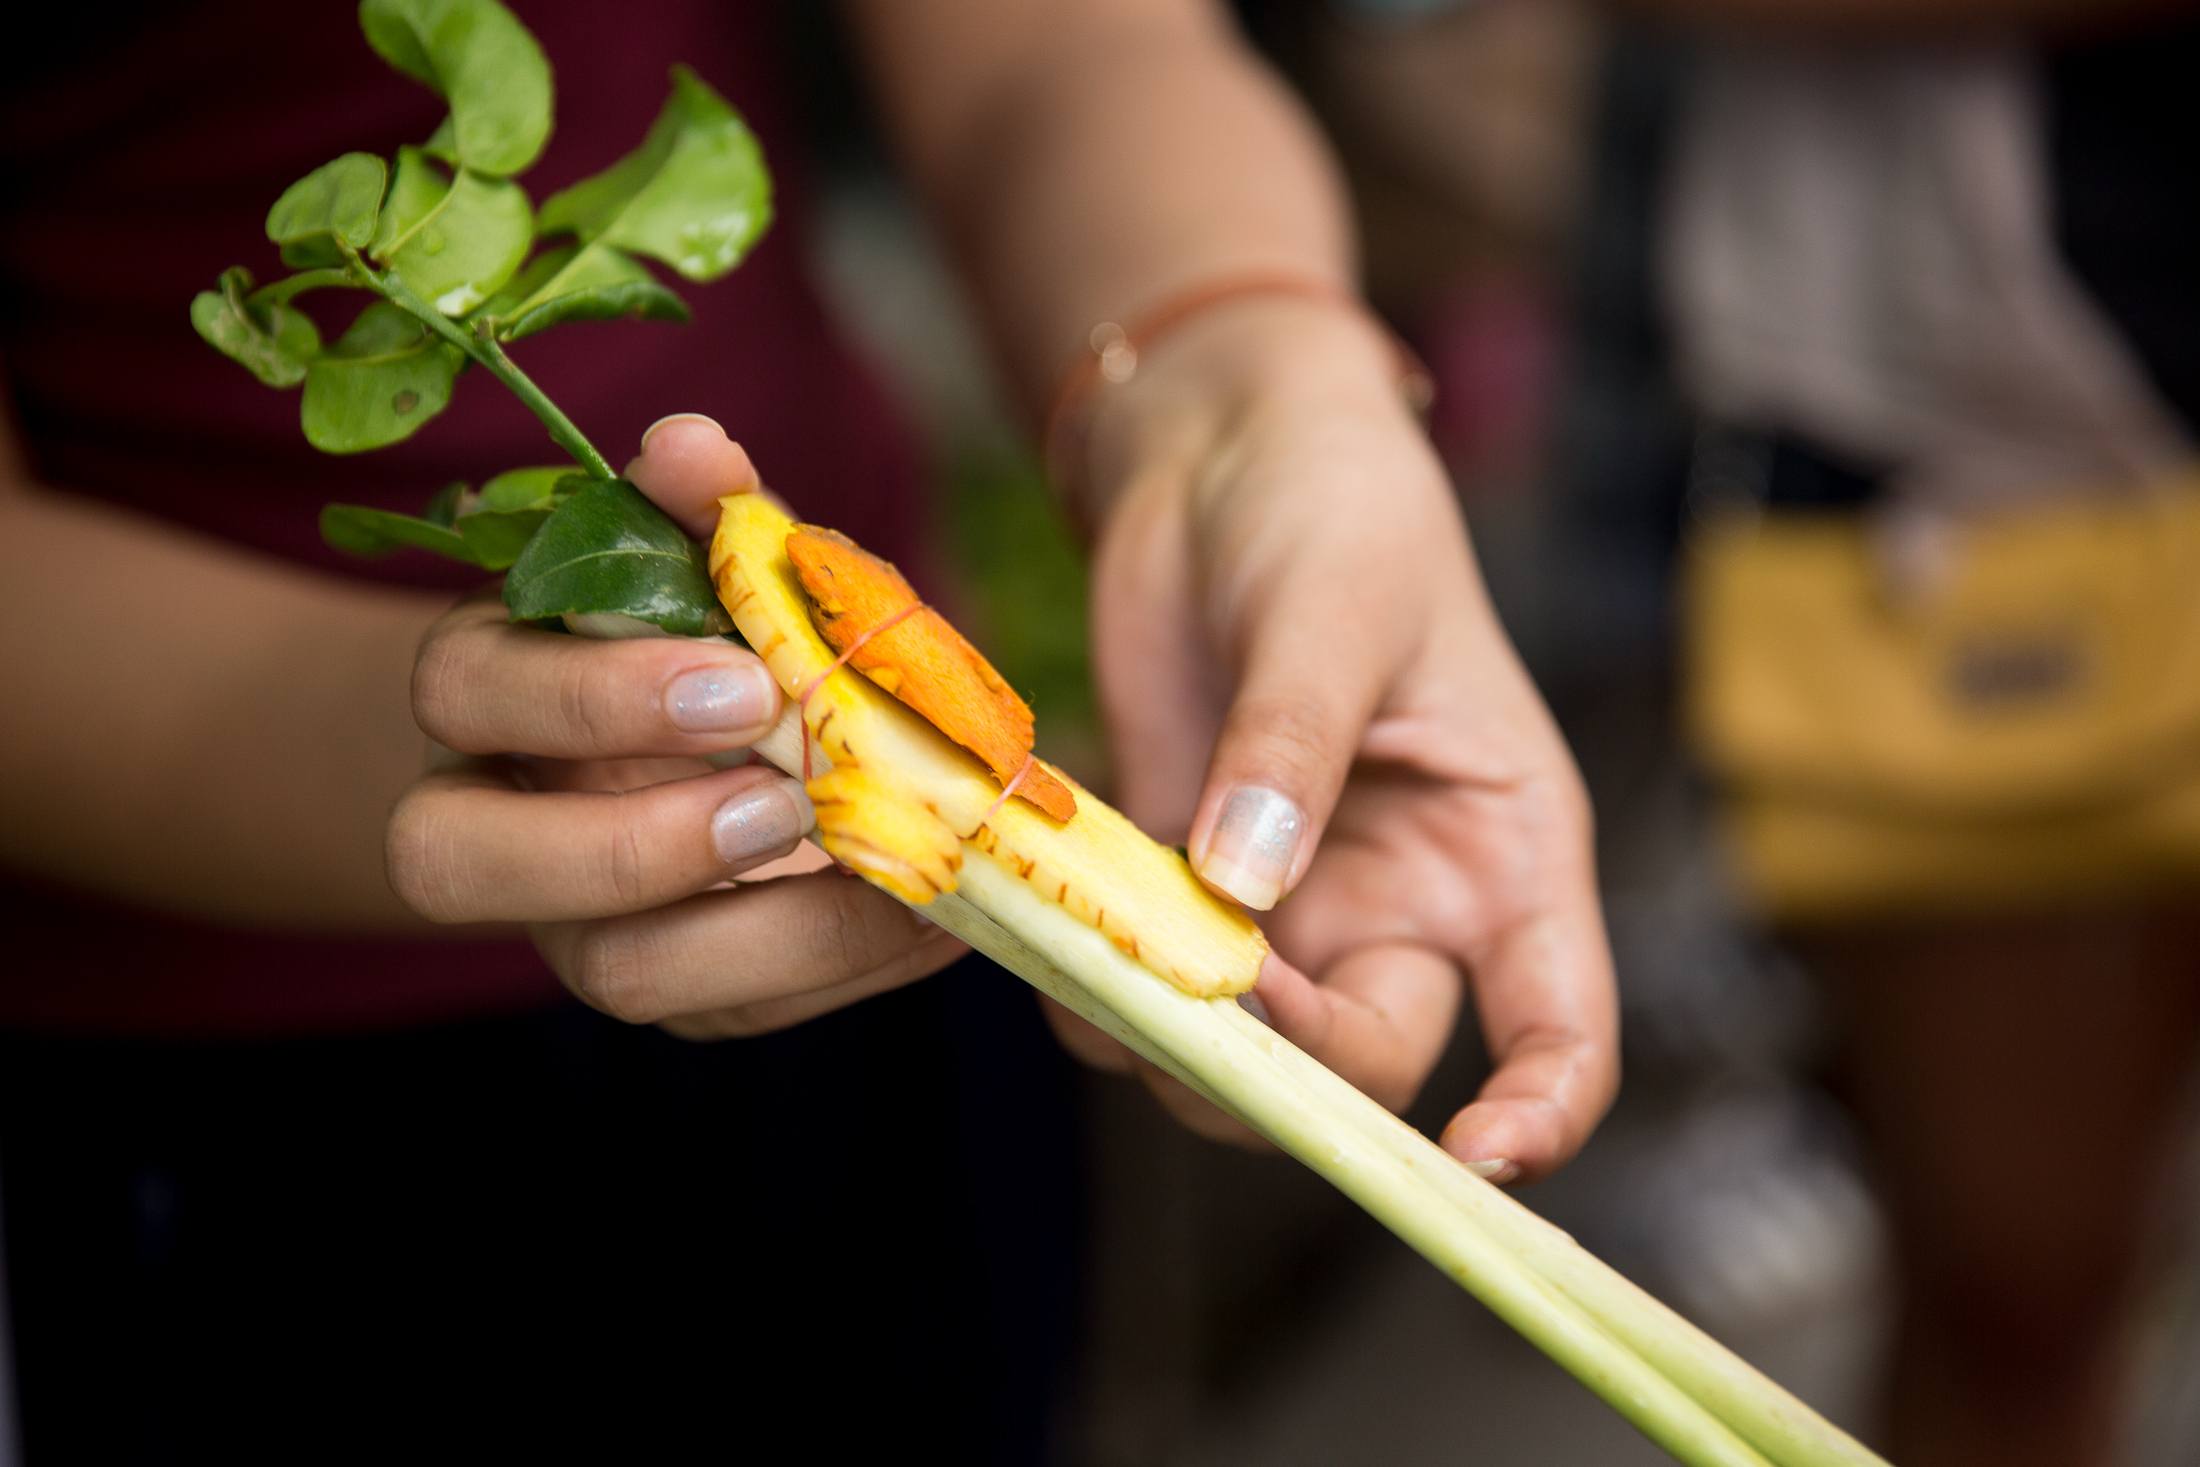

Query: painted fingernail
(666, 662), (777, 736)
(1463, 1158), (1518, 1185)
(1237, 991), (1272, 1026)
(1196, 786), (1304, 911)
(711, 777), (814, 869)
(640, 411), (725, 453)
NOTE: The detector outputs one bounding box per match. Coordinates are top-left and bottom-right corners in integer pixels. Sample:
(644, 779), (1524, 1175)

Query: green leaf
(322, 494), (550, 572)
(265, 152), (388, 252)
(247, 269), (357, 311)
(473, 465), (572, 512)
(281, 238), (347, 270)
(455, 506), (552, 568)
(321, 503), (475, 562)
(421, 116), (459, 165)
(301, 301), (466, 453)
(368, 145), (532, 314)
(481, 243), (689, 341)
(422, 464), (577, 566)
(536, 66), (770, 281)
(358, 0), (552, 177)
(504, 478), (732, 635)
(191, 267), (320, 389)
(473, 247), (563, 318)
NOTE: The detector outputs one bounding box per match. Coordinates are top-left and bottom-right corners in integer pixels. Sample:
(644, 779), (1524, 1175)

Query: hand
(1065, 300), (1617, 1184)
(385, 417), (965, 1037)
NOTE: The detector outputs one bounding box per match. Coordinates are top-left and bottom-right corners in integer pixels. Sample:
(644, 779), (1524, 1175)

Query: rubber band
(794, 600), (924, 781)
(980, 752), (1036, 827)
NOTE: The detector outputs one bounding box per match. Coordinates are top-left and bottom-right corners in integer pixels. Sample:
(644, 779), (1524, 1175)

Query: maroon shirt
(0, 4), (927, 1034)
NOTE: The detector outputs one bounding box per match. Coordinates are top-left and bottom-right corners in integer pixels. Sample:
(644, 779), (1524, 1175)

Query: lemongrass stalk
(714, 699), (1826, 1465)
(594, 649), (1872, 1467)
(939, 851), (1779, 1466)
(1222, 1002), (1886, 1467)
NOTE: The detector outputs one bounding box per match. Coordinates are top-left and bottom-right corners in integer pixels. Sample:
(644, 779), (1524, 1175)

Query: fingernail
(1237, 991), (1272, 1026)
(640, 411), (724, 453)
(711, 777), (814, 869)
(1196, 786), (1304, 911)
(666, 662), (777, 736)
(1463, 1158), (1518, 1185)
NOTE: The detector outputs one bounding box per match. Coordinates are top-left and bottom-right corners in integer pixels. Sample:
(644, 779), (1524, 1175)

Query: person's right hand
(385, 417), (966, 1037)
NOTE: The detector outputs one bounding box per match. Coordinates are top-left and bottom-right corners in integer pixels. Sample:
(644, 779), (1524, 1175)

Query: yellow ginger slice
(806, 765), (963, 905)
(785, 525), (1077, 823)
(709, 491), (1265, 998)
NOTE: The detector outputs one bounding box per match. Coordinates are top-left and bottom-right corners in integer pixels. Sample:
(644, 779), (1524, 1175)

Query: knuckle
(385, 789), (465, 923)
(597, 807), (654, 913)
(564, 919), (662, 1024)
(801, 884), (905, 982)
(1232, 693), (1340, 781)
(410, 623), (472, 747)
(551, 654), (626, 755)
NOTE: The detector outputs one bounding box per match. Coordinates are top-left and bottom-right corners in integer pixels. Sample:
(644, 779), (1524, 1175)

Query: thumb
(1188, 602), (1399, 911)
(623, 412), (760, 540)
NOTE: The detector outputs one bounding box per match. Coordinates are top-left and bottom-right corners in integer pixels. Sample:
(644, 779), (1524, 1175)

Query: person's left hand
(1058, 297), (1618, 1185)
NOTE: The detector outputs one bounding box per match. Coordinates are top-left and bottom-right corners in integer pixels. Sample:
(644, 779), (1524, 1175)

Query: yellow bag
(1683, 476), (2200, 923)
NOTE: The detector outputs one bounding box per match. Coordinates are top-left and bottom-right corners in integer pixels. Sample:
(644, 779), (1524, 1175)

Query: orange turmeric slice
(785, 524), (1077, 822)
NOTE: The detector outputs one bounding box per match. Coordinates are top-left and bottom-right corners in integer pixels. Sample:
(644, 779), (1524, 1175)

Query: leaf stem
(467, 326), (617, 480)
(341, 247), (617, 480)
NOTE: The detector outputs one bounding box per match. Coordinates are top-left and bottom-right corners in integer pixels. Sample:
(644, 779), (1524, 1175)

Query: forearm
(849, 0), (1366, 419)
(0, 485), (444, 930)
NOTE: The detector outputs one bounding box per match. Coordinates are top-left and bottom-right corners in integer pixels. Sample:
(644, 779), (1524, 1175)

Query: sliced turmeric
(785, 524), (1077, 822)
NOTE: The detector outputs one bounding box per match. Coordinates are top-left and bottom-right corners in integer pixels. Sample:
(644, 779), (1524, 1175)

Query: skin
(0, 407), (435, 932)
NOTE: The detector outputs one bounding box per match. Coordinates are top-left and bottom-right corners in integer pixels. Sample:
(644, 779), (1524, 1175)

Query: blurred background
(5, 2), (2198, 1463)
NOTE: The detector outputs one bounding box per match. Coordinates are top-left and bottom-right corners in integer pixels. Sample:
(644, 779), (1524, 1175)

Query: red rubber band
(795, 601), (923, 781)
(981, 752), (1036, 828)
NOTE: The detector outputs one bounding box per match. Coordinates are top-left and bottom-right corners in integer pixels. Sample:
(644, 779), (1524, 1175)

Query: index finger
(1437, 898), (1620, 1185)
(414, 597), (781, 760)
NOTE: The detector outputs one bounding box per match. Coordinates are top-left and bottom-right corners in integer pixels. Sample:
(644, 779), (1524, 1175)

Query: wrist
(1051, 286), (1430, 526)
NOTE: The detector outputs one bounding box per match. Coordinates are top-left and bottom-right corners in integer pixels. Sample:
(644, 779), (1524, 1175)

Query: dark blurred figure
(1655, 5), (2200, 1465)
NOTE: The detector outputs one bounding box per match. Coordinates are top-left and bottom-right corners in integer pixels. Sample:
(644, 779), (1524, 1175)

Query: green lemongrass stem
(1226, 1003), (1886, 1467)
(342, 247), (618, 481)
(723, 703), (1784, 1467)
(937, 854), (1773, 1467)
(565, 610), (1866, 1466)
